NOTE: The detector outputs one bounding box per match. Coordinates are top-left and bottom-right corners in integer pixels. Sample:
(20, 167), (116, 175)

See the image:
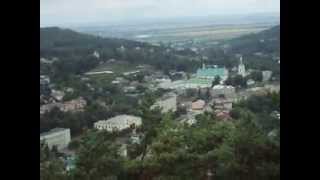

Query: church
(196, 63), (229, 82)
(238, 56), (246, 77)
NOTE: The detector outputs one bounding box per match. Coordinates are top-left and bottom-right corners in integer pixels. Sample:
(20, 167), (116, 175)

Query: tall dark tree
(211, 76), (221, 87)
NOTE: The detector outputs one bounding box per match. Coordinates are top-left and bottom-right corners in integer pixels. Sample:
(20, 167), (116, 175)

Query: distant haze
(41, 0), (280, 27)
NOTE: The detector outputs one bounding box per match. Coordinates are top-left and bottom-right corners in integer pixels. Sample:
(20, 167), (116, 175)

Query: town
(41, 50), (279, 174)
(40, 5), (279, 178)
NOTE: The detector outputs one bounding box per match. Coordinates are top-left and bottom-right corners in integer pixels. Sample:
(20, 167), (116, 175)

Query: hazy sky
(41, 0), (280, 27)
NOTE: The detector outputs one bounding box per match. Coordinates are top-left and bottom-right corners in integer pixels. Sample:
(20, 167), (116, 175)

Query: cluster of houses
(40, 52), (279, 171)
(40, 97), (87, 114)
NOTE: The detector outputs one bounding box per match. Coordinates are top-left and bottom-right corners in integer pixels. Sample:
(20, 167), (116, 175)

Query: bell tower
(238, 56), (246, 77)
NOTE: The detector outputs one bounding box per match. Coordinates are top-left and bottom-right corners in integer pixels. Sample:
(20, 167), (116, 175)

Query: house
(94, 115), (142, 132)
(123, 86), (137, 93)
(40, 75), (50, 85)
(157, 79), (173, 89)
(191, 99), (206, 110)
(85, 70), (114, 75)
(123, 70), (140, 76)
(111, 80), (120, 85)
(211, 85), (236, 99)
(40, 128), (71, 151)
(51, 90), (65, 101)
(40, 103), (64, 114)
(262, 71), (273, 82)
(61, 97), (87, 112)
(65, 88), (74, 93)
(247, 79), (256, 86)
(212, 98), (233, 111)
(151, 93), (177, 113)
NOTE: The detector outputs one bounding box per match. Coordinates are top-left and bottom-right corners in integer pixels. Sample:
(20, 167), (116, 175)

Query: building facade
(151, 93), (177, 113)
(211, 85), (236, 99)
(40, 128), (71, 150)
(262, 71), (273, 82)
(94, 115), (142, 132)
(196, 64), (229, 82)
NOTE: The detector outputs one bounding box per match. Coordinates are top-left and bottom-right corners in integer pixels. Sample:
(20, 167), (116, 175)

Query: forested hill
(40, 27), (199, 80)
(40, 27), (150, 57)
(227, 25), (280, 55)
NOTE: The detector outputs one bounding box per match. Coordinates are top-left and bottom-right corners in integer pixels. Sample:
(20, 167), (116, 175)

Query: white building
(40, 128), (71, 150)
(94, 115), (142, 132)
(213, 98), (233, 111)
(40, 75), (50, 85)
(262, 71), (273, 82)
(247, 79), (256, 86)
(151, 93), (177, 113)
(51, 90), (65, 101)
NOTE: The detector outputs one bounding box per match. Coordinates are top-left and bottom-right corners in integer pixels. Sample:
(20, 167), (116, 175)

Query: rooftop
(96, 115), (141, 125)
(197, 67), (226, 77)
(212, 85), (235, 89)
(40, 128), (69, 137)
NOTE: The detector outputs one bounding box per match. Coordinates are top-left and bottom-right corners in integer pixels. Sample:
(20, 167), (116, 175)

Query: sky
(40, 0), (280, 27)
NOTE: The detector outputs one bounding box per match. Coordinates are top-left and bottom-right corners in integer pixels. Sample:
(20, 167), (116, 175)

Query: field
(76, 22), (276, 45)
(131, 24), (271, 44)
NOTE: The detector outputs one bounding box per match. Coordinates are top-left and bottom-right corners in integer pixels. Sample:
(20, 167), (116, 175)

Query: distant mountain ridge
(40, 27), (149, 57)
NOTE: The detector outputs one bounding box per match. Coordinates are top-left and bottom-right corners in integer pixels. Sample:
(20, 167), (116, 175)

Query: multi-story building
(40, 128), (71, 150)
(94, 115), (142, 132)
(211, 85), (236, 99)
(61, 97), (87, 112)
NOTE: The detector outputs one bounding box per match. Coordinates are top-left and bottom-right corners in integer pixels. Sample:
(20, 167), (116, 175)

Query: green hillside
(227, 25), (280, 55)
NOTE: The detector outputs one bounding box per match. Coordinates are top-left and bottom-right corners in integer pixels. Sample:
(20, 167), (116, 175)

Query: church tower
(238, 56), (246, 77)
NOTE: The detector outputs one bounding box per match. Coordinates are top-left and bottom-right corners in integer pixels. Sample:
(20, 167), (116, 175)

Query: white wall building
(262, 71), (273, 82)
(94, 115), (142, 132)
(40, 128), (71, 150)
